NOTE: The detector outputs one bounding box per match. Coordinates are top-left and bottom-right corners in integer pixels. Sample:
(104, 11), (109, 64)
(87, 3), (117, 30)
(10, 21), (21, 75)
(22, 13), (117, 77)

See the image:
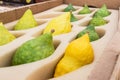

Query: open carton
(0, 0), (120, 80)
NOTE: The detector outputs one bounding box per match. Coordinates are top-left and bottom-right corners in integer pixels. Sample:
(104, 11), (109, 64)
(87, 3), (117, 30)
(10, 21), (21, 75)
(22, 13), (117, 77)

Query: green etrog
(77, 25), (99, 42)
(70, 12), (78, 22)
(89, 16), (107, 26)
(78, 4), (91, 14)
(94, 4), (110, 17)
(64, 3), (76, 12)
(12, 33), (55, 65)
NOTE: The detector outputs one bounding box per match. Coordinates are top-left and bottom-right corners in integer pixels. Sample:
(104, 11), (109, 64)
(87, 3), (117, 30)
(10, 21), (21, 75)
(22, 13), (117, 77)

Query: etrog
(12, 33), (55, 65)
(14, 9), (38, 30)
(0, 22), (16, 46)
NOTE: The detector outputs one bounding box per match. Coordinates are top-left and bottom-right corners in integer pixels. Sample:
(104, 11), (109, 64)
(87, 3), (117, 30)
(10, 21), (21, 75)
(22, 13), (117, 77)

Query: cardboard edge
(110, 55), (120, 80)
(118, 7), (120, 31)
(0, 0), (63, 23)
(88, 32), (120, 80)
(64, 0), (120, 9)
(0, 10), (16, 24)
(110, 7), (120, 80)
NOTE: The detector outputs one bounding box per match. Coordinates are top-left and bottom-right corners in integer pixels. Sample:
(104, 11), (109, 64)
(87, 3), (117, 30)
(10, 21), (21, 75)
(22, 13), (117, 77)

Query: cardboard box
(0, 0), (120, 80)
(109, 7), (120, 80)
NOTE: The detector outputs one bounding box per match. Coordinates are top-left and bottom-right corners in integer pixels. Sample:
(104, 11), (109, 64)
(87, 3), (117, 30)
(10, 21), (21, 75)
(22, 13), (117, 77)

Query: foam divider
(0, 4), (119, 80)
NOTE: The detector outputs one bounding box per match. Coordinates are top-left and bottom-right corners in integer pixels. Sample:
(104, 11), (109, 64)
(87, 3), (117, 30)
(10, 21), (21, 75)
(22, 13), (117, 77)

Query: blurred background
(0, 0), (48, 11)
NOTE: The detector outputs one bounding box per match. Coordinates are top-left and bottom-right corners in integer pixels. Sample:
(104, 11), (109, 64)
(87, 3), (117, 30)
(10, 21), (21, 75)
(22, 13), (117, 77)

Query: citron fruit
(43, 12), (71, 36)
(94, 4), (110, 17)
(12, 32), (54, 65)
(54, 34), (94, 77)
(78, 4), (91, 14)
(14, 9), (37, 30)
(64, 3), (76, 12)
(77, 25), (99, 42)
(0, 22), (16, 46)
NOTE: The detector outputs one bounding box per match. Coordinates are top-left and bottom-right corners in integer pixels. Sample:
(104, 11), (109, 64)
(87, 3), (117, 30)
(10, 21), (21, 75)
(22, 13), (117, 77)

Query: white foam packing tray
(0, 4), (119, 80)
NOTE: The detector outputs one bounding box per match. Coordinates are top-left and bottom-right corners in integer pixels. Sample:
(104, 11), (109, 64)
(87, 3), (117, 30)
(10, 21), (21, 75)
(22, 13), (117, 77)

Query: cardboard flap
(88, 32), (120, 80)
(64, 0), (120, 9)
(110, 7), (120, 80)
